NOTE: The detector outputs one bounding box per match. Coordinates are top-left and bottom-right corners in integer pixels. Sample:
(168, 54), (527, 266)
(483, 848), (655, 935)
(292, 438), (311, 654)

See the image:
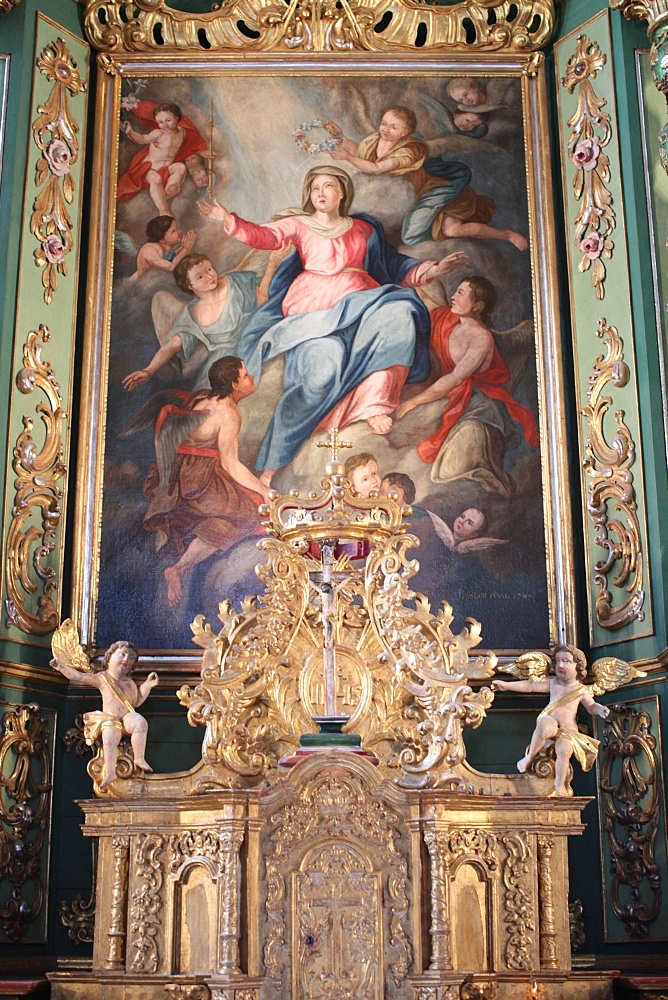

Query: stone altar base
(47, 753), (612, 1000)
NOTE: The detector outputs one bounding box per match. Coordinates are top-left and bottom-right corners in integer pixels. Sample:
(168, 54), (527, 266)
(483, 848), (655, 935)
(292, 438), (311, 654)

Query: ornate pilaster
(105, 835), (130, 970)
(537, 835), (558, 969)
(422, 830), (453, 973)
(130, 834), (165, 973)
(218, 828), (245, 977)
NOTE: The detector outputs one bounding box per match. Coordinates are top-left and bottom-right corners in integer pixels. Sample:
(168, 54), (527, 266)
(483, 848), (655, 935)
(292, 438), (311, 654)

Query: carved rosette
(84, 0), (555, 54)
(581, 318), (645, 629)
(0, 703), (52, 941)
(561, 35), (615, 300)
(130, 834), (165, 973)
(30, 39), (85, 304)
(599, 704), (661, 937)
(4, 325), (67, 636)
(501, 833), (534, 970)
(263, 768), (411, 994)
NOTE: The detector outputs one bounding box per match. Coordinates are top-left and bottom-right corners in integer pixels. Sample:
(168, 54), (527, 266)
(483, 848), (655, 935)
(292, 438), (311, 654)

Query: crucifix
(312, 543), (352, 717)
(316, 427), (353, 464)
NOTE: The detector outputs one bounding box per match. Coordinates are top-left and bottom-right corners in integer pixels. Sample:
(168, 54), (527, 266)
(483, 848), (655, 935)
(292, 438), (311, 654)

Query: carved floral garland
(30, 39), (85, 305)
(561, 35), (615, 300)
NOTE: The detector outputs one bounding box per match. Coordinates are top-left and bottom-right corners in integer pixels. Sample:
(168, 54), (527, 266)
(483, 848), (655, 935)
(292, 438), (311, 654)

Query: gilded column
(537, 835), (558, 969)
(217, 827), (245, 976)
(423, 829), (453, 972)
(105, 835), (130, 970)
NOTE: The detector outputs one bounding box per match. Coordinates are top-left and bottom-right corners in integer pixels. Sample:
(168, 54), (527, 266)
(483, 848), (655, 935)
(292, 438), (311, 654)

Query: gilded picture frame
(72, 14), (573, 667)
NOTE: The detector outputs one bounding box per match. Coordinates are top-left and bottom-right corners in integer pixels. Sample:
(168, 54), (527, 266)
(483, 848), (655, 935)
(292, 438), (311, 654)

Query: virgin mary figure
(198, 165), (466, 483)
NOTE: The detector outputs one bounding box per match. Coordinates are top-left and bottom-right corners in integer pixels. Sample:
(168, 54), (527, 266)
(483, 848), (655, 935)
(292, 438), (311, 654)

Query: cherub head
(446, 77), (487, 108)
(551, 643), (588, 681)
(452, 507), (488, 543)
(380, 471), (416, 506)
(153, 103), (182, 131)
(344, 452), (381, 497)
(378, 106), (417, 143)
(453, 110), (488, 133)
(145, 215), (180, 245)
(102, 640), (139, 675)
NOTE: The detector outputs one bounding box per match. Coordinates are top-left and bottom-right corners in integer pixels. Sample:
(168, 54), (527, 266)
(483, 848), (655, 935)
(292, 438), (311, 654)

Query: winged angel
(491, 645), (645, 795)
(51, 619), (159, 788)
(325, 85), (527, 250)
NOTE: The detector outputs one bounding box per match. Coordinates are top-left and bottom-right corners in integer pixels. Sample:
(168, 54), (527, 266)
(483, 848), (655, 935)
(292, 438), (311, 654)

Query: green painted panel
(554, 11), (653, 648)
(0, 13), (89, 650)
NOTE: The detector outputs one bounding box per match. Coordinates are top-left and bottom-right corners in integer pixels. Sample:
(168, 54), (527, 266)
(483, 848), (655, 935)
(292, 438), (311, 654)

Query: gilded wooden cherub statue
(491, 643), (645, 796)
(51, 619), (158, 788)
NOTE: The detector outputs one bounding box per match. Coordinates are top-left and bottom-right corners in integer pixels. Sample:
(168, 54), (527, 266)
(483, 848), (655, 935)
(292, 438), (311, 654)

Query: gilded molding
(599, 704), (661, 937)
(0, 703), (51, 941)
(30, 39), (85, 305)
(130, 834), (165, 973)
(581, 318), (646, 630)
(501, 833), (534, 971)
(4, 325), (67, 636)
(561, 35), (615, 300)
(83, 0), (555, 54)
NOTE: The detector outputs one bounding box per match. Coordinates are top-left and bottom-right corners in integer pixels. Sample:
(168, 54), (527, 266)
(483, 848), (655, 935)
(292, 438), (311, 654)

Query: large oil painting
(89, 65), (558, 656)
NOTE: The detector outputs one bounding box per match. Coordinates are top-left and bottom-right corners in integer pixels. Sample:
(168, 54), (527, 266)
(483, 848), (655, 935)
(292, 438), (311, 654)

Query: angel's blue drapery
(401, 158), (472, 246)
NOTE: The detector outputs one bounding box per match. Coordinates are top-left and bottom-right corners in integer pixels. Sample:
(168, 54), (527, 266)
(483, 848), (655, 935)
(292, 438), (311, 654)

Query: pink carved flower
(45, 139), (72, 176)
(580, 232), (605, 259)
(571, 138), (600, 171)
(43, 235), (66, 264)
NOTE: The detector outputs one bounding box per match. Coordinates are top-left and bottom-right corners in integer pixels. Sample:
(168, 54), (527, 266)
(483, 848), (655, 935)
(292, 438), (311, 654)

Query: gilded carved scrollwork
(599, 703), (661, 938)
(561, 35), (615, 300)
(130, 834), (165, 973)
(501, 833), (534, 970)
(0, 0), (22, 12)
(4, 325), (67, 636)
(31, 39), (85, 304)
(0, 703), (52, 941)
(581, 318), (645, 630)
(83, 0), (555, 54)
(180, 462), (496, 790)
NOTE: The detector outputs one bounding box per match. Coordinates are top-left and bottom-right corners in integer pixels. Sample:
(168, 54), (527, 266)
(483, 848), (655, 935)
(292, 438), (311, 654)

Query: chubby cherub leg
(124, 712), (153, 773)
(517, 716), (558, 773)
(553, 737), (574, 796)
(100, 727), (121, 788)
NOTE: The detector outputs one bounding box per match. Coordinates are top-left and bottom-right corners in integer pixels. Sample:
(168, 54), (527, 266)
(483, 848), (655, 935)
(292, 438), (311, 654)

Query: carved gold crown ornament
(83, 0), (556, 56)
(178, 435), (498, 791)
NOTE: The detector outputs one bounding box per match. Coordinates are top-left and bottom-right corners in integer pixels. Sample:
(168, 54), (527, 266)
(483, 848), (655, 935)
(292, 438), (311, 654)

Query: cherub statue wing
(501, 651), (551, 680)
(51, 618), (93, 673)
(589, 657), (647, 696)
